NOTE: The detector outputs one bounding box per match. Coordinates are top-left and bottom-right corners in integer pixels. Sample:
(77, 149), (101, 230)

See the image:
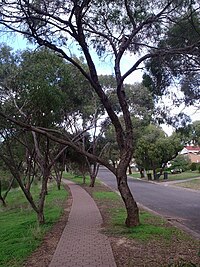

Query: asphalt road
(97, 166), (200, 236)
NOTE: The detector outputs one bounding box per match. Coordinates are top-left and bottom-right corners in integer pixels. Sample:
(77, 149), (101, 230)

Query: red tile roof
(185, 146), (200, 151)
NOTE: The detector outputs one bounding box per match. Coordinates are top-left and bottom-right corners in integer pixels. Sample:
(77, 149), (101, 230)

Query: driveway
(97, 166), (200, 237)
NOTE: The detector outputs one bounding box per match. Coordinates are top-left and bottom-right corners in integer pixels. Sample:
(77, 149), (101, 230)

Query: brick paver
(49, 180), (117, 267)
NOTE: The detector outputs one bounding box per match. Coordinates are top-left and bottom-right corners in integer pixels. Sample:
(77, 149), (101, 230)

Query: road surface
(97, 167), (200, 237)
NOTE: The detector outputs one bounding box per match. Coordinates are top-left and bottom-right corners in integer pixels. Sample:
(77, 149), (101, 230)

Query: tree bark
(37, 211), (45, 225)
(128, 164), (132, 175)
(0, 180), (6, 206)
(89, 174), (96, 187)
(117, 171), (140, 227)
(0, 180), (6, 207)
(139, 168), (145, 178)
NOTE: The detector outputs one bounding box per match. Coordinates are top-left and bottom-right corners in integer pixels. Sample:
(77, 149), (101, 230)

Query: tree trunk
(89, 162), (99, 187)
(82, 173), (86, 184)
(37, 211), (45, 225)
(0, 196), (6, 207)
(89, 174), (96, 187)
(117, 172), (140, 227)
(153, 169), (157, 180)
(0, 177), (15, 206)
(57, 179), (61, 190)
(128, 164), (132, 175)
(0, 180), (6, 206)
(139, 168), (145, 178)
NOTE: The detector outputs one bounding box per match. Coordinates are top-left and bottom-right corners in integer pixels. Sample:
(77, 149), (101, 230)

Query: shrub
(170, 155), (190, 172)
(190, 162), (197, 171)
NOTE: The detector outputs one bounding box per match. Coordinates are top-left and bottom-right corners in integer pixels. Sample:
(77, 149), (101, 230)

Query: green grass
(93, 191), (179, 242)
(0, 183), (67, 267)
(63, 172), (89, 184)
(164, 171), (200, 181)
(130, 171), (200, 181)
(111, 208), (177, 241)
(93, 191), (120, 200)
(63, 172), (100, 186)
(129, 171), (141, 178)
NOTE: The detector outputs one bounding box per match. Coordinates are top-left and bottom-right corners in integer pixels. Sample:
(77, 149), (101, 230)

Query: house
(180, 145), (200, 163)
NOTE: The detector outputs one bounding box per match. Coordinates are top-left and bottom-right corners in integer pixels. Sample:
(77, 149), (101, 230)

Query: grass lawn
(0, 183), (67, 267)
(63, 172), (100, 186)
(162, 171), (200, 181)
(174, 178), (200, 190)
(130, 171), (200, 181)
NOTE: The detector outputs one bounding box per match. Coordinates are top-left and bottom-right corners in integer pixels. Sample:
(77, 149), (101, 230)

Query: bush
(170, 155), (190, 172)
(198, 165), (200, 173)
(190, 162), (197, 171)
(0, 178), (18, 191)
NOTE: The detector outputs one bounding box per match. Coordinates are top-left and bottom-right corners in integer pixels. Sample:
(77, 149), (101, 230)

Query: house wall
(186, 153), (200, 163)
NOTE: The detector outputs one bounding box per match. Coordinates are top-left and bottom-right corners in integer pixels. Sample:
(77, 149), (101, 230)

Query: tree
(0, 46), (96, 224)
(135, 125), (183, 179)
(1, 0), (200, 226)
(143, 8), (200, 113)
(170, 155), (190, 172)
(177, 120), (200, 146)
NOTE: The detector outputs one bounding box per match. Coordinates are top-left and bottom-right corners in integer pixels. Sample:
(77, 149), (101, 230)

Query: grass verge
(0, 183), (67, 267)
(63, 172), (100, 186)
(130, 171), (200, 182)
(81, 179), (200, 266)
(93, 191), (178, 242)
(174, 179), (200, 190)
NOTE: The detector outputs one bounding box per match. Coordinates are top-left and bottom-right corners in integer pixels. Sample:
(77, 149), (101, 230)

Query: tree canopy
(135, 125), (183, 177)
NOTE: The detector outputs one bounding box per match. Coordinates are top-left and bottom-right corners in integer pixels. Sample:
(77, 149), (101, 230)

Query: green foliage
(135, 125), (183, 172)
(0, 45), (96, 128)
(190, 162), (197, 171)
(0, 183), (67, 267)
(170, 155), (190, 172)
(0, 170), (18, 191)
(177, 121), (200, 146)
(143, 9), (200, 108)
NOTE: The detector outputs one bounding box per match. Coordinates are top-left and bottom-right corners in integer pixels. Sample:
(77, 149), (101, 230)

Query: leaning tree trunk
(117, 169), (140, 227)
(89, 174), (96, 187)
(38, 167), (50, 225)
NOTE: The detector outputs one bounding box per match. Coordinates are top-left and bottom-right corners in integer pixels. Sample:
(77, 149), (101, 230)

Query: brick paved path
(49, 180), (117, 267)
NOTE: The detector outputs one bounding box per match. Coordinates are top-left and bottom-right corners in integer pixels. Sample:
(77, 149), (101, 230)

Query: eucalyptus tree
(0, 46), (96, 223)
(143, 8), (200, 111)
(135, 125), (183, 179)
(0, 0), (200, 226)
(177, 120), (200, 146)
